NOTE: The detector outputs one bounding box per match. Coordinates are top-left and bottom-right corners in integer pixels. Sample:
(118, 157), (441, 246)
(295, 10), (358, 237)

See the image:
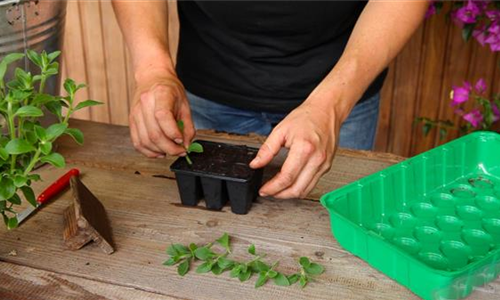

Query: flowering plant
(416, 79), (500, 138)
(427, 0), (500, 51)
(417, 1), (500, 139)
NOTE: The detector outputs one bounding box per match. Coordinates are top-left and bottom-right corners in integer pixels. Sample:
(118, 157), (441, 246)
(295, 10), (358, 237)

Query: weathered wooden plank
(59, 119), (404, 201)
(375, 64), (396, 153)
(78, 1), (111, 123)
(0, 261), (176, 300)
(100, 0), (130, 126)
(0, 165), (418, 300)
(62, 1), (91, 121)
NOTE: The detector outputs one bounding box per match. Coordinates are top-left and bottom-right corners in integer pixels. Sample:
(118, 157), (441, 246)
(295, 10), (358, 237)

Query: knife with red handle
(17, 168), (80, 224)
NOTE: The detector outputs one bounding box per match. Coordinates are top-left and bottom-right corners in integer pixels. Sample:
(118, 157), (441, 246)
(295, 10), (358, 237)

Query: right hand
(130, 69), (195, 158)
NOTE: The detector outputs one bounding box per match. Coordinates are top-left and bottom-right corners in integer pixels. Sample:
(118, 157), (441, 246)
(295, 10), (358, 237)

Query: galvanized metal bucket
(0, 0), (67, 129)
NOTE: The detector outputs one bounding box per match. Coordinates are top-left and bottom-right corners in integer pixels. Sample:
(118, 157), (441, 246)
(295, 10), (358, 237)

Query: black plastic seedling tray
(170, 140), (263, 214)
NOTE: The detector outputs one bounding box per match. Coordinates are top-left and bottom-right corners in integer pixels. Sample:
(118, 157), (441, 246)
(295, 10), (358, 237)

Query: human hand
(129, 69), (195, 158)
(249, 101), (342, 199)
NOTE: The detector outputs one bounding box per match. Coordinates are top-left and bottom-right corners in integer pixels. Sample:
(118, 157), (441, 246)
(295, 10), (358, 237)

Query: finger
(134, 110), (164, 154)
(130, 119), (164, 158)
(152, 86), (184, 143)
(249, 129), (285, 169)
(258, 142), (313, 197)
(273, 162), (324, 199)
(178, 101), (196, 148)
(140, 92), (185, 155)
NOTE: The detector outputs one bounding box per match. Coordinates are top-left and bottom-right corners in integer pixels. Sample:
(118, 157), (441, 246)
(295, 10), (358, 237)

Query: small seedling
(162, 233), (325, 289)
(176, 120), (203, 165)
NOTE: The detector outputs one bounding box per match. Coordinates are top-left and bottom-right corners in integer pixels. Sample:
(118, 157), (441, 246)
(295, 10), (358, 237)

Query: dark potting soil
(170, 140), (259, 182)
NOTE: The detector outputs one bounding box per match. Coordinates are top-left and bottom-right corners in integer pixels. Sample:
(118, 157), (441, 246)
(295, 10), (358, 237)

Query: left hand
(249, 100), (342, 199)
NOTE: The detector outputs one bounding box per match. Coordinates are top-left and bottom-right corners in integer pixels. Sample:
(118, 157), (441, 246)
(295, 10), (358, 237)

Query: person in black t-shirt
(112, 1), (428, 199)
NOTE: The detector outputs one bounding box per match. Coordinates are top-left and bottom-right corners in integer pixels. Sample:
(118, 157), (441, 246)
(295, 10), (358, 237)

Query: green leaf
(7, 216), (18, 230)
(299, 275), (308, 288)
(63, 78), (76, 95)
(5, 139), (35, 155)
(188, 243), (198, 252)
(287, 274), (299, 285)
(196, 262), (213, 274)
(194, 247), (214, 260)
(238, 269), (252, 282)
(177, 120), (184, 132)
(20, 186), (37, 207)
(255, 272), (269, 288)
(0, 147), (9, 160)
(250, 260), (270, 272)
(45, 101), (62, 119)
(65, 128), (84, 145)
(74, 100), (102, 111)
(439, 128), (447, 141)
(423, 123), (432, 136)
(48, 51), (61, 62)
(462, 23), (475, 41)
(0, 53), (25, 83)
(305, 263), (325, 275)
(248, 244), (256, 255)
(0, 177), (16, 200)
(172, 244), (190, 255)
(216, 232), (230, 252)
(26, 49), (42, 67)
(13, 175), (27, 188)
(230, 265), (242, 278)
(267, 270), (278, 278)
(177, 259), (190, 276)
(162, 258), (177, 266)
(166, 244), (179, 257)
(299, 257), (310, 268)
(40, 153), (65, 168)
(273, 273), (290, 286)
(187, 142), (204, 153)
(8, 194), (21, 205)
(211, 264), (224, 275)
(0, 200), (6, 210)
(46, 123), (68, 141)
(217, 257), (234, 269)
(34, 125), (47, 141)
(15, 106), (44, 118)
(32, 93), (56, 106)
(40, 141), (52, 155)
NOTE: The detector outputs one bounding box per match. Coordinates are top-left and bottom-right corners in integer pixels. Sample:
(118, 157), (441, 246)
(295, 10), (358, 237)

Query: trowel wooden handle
(37, 168), (80, 204)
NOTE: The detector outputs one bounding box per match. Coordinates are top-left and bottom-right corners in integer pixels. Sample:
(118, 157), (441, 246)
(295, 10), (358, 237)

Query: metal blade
(16, 205), (38, 224)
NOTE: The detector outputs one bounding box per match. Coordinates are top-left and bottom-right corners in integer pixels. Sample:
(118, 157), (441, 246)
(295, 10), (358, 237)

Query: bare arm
(112, 1), (194, 158)
(251, 1), (429, 199)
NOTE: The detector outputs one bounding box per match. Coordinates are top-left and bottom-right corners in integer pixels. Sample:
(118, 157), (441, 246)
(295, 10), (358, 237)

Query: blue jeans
(187, 91), (380, 150)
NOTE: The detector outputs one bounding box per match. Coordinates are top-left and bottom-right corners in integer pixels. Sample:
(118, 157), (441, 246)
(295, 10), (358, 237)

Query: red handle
(37, 168), (80, 204)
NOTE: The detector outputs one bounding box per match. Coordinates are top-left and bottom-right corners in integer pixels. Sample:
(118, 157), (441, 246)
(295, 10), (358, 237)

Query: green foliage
(0, 50), (101, 229)
(163, 233), (325, 289)
(176, 120), (204, 165)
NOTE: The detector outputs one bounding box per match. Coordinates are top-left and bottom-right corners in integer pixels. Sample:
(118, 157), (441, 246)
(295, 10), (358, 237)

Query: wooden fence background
(60, 1), (500, 157)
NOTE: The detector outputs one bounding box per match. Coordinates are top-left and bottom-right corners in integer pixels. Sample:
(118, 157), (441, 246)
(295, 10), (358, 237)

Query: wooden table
(1, 120), (498, 300)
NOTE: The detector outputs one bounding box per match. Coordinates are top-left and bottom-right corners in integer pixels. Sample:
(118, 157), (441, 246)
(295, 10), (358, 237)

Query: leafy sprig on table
(163, 233), (325, 289)
(0, 50), (101, 229)
(176, 120), (203, 165)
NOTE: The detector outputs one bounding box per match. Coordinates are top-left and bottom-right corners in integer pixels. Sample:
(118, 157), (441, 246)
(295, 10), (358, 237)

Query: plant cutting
(0, 50), (101, 229)
(176, 120), (203, 165)
(163, 233), (325, 289)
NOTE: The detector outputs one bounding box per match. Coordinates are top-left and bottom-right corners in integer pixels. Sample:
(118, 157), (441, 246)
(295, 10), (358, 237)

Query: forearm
(112, 0), (174, 81)
(307, 0), (428, 121)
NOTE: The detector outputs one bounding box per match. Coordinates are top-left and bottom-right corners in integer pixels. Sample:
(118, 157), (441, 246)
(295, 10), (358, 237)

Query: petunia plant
(0, 50), (101, 229)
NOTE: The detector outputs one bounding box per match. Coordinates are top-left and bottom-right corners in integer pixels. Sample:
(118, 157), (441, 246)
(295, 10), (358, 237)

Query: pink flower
(463, 109), (484, 127)
(426, 2), (437, 19)
(473, 25), (488, 46)
(451, 82), (472, 106)
(474, 78), (487, 94)
(455, 0), (483, 24)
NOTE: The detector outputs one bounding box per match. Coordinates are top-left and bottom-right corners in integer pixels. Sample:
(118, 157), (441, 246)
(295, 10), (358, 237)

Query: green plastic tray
(321, 132), (500, 300)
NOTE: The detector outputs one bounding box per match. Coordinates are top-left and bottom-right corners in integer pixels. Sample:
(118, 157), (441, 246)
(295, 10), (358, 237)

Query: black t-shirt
(176, 1), (387, 113)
